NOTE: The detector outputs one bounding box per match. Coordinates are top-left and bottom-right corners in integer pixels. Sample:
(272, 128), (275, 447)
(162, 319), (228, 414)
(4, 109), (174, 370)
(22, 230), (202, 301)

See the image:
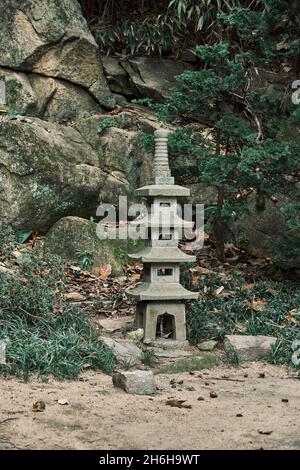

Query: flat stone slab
(112, 370), (156, 395)
(98, 316), (134, 333)
(101, 337), (142, 366)
(145, 339), (190, 350)
(152, 348), (193, 359)
(224, 335), (277, 362)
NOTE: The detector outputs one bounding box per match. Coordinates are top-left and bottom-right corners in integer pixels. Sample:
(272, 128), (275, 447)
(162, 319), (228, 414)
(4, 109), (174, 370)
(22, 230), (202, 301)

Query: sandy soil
(0, 363), (299, 450)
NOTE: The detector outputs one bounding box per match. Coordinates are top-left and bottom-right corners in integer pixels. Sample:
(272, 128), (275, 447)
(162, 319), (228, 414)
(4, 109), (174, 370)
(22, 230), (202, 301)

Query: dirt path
(0, 363), (299, 450)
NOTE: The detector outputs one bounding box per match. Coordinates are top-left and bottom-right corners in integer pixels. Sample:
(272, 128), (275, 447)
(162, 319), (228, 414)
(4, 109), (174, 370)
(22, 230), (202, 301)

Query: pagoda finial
(153, 129), (174, 185)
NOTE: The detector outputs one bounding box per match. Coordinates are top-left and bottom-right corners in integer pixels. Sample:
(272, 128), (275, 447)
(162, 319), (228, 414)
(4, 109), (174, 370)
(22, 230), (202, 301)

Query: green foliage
(141, 348), (156, 366)
(135, 132), (155, 152)
(185, 271), (300, 370)
(76, 250), (93, 271)
(0, 230), (115, 380)
(81, 0), (258, 55)
(154, 2), (300, 260)
(226, 344), (240, 366)
(97, 117), (116, 133)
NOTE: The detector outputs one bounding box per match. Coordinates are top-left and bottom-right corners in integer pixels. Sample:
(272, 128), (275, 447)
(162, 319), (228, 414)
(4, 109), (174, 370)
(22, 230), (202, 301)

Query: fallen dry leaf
(276, 41), (288, 51)
(32, 400), (46, 412)
(246, 297), (268, 312)
(99, 264), (112, 280)
(128, 272), (141, 283)
(243, 283), (255, 292)
(166, 399), (192, 409)
(214, 286), (225, 296)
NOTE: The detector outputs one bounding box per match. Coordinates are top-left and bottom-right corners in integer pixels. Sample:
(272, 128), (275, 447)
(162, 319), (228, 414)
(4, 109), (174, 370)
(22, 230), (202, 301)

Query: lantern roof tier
(126, 282), (199, 301)
(128, 246), (196, 263)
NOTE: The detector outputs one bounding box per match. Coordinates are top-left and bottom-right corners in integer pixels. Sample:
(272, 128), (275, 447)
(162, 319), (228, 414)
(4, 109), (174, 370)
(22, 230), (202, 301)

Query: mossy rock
(44, 216), (134, 275)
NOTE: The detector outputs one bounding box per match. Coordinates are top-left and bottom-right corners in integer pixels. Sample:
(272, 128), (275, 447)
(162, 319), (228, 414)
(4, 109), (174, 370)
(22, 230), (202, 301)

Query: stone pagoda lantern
(127, 129), (198, 346)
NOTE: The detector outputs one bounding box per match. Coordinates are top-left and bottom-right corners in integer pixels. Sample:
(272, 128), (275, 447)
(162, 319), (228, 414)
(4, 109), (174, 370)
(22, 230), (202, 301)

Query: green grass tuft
(185, 271), (300, 370)
(0, 229), (115, 380)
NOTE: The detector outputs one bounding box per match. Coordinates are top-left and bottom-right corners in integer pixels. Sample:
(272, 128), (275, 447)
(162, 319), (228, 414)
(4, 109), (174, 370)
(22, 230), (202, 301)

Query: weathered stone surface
(152, 348), (192, 358)
(154, 352), (219, 374)
(74, 113), (154, 190)
(0, 67), (102, 121)
(29, 74), (101, 122)
(232, 192), (300, 268)
(112, 93), (129, 107)
(0, 0), (114, 109)
(112, 370), (156, 395)
(99, 127), (136, 177)
(126, 328), (144, 342)
(198, 340), (218, 351)
(0, 116), (126, 232)
(146, 339), (190, 350)
(98, 316), (135, 333)
(0, 67), (38, 115)
(102, 337), (142, 366)
(122, 57), (195, 102)
(102, 56), (133, 96)
(224, 335), (277, 362)
(44, 216), (126, 274)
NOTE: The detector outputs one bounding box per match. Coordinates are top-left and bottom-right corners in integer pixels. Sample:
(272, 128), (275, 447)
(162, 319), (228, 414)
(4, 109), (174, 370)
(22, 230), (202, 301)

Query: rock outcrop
(0, 115), (127, 232)
(102, 56), (195, 102)
(44, 216), (127, 275)
(0, 0), (114, 117)
(232, 190), (300, 268)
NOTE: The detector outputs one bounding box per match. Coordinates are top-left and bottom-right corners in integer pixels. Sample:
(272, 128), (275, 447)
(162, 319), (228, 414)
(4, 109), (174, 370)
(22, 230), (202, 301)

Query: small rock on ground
(224, 335), (276, 362)
(197, 340), (218, 351)
(102, 337), (142, 366)
(112, 370), (156, 395)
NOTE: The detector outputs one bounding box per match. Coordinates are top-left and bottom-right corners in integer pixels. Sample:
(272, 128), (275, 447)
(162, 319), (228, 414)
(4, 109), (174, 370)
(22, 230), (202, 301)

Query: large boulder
(0, 0), (114, 109)
(73, 111), (159, 190)
(120, 57), (195, 102)
(44, 216), (126, 275)
(101, 56), (133, 97)
(29, 74), (101, 122)
(0, 67), (38, 115)
(232, 191), (300, 267)
(0, 67), (101, 121)
(0, 115), (127, 232)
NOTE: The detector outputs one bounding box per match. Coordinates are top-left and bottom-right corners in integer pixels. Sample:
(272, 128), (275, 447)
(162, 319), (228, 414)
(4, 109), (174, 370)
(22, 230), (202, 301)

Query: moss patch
(153, 352), (220, 375)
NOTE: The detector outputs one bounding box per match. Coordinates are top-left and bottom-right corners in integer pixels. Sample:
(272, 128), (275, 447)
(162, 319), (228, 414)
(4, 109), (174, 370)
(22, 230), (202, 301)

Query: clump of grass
(185, 271), (300, 371)
(226, 344), (240, 366)
(0, 228), (115, 380)
(141, 349), (156, 367)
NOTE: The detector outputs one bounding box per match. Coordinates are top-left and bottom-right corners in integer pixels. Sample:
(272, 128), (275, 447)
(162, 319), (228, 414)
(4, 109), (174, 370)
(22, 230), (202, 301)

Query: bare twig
(205, 376), (245, 383)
